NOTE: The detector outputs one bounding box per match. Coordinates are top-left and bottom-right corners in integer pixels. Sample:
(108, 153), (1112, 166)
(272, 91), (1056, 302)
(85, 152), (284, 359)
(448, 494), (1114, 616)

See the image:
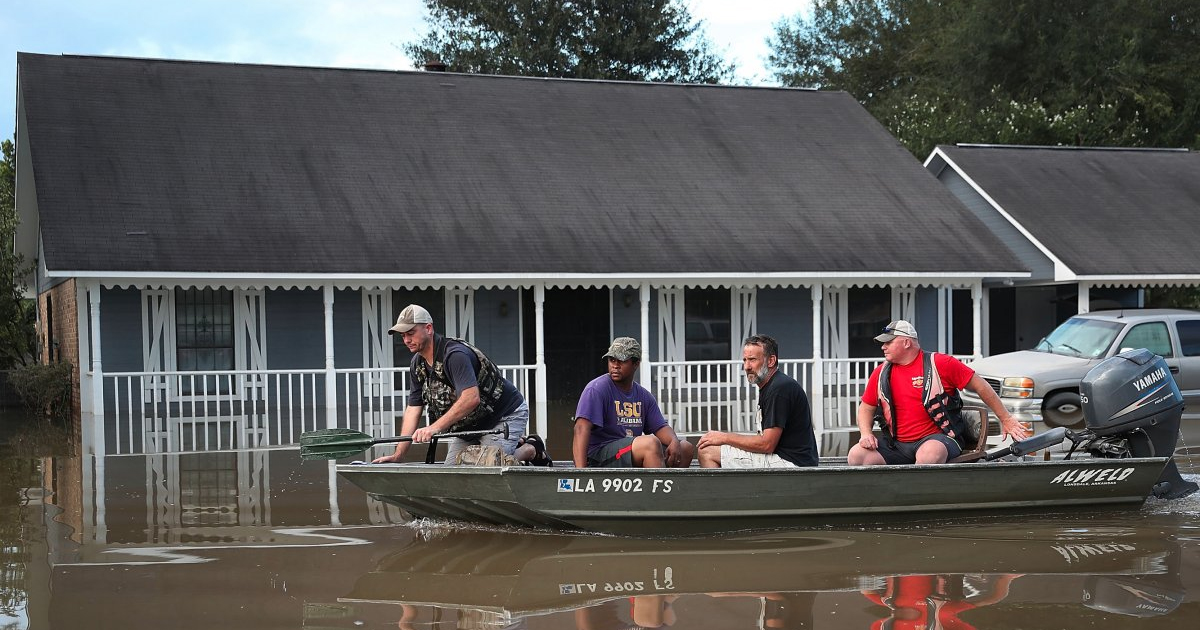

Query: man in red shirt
(848, 320), (1028, 465)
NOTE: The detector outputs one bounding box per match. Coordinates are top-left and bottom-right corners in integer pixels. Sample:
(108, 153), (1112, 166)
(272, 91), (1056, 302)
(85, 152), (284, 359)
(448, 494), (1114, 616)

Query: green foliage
(0, 138), (35, 369)
(768, 0), (1200, 157)
(9, 362), (73, 422)
(1143, 287), (1200, 310)
(407, 0), (735, 83)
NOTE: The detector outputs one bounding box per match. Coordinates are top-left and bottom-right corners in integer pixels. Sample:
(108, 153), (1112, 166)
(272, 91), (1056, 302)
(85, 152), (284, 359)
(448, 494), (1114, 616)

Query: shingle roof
(934, 144), (1200, 277)
(19, 53), (1024, 278)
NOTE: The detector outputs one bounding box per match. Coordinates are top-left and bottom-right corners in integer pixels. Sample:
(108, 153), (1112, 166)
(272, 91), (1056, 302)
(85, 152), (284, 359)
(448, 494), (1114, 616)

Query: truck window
(1176, 320), (1200, 357)
(1120, 322), (1173, 357)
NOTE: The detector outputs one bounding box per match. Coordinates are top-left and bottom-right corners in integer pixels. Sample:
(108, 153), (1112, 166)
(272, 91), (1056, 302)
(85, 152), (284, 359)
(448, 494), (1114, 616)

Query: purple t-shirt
(575, 374), (668, 454)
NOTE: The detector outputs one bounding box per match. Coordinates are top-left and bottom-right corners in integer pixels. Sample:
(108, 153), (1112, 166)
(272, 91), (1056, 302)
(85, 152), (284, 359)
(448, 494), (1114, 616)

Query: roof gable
(932, 144), (1200, 279)
(18, 53), (1024, 279)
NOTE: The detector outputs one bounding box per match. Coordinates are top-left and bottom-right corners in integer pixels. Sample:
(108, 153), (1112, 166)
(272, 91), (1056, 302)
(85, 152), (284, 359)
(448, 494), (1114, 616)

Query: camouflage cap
(602, 337), (642, 362)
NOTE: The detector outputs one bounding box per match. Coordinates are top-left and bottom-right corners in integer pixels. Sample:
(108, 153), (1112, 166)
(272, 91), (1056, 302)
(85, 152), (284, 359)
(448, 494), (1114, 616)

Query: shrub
(9, 362), (72, 421)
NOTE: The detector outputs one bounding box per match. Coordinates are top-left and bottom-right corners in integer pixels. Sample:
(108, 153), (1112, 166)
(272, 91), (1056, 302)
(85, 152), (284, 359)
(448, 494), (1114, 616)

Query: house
(926, 144), (1200, 354)
(14, 53), (1027, 454)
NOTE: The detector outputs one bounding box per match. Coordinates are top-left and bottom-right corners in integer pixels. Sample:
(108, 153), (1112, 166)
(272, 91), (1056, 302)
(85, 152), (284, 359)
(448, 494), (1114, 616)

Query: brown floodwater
(3, 416), (1199, 629)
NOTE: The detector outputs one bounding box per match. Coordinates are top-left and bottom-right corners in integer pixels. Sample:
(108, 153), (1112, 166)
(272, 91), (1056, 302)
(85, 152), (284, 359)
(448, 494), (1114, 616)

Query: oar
(300, 424), (509, 461)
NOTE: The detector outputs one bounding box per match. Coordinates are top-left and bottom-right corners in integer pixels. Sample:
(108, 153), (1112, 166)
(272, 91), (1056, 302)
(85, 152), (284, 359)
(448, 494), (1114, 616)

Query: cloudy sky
(1, 0), (813, 142)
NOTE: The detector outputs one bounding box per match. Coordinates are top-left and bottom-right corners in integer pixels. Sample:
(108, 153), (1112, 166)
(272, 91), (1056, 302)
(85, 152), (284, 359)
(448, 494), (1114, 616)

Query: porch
(93, 357), (901, 455)
(70, 279), (990, 457)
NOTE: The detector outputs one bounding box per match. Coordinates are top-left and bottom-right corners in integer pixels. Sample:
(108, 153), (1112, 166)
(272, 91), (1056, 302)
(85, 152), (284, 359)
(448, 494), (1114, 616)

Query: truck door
(1171, 319), (1200, 422)
(1116, 320), (1187, 412)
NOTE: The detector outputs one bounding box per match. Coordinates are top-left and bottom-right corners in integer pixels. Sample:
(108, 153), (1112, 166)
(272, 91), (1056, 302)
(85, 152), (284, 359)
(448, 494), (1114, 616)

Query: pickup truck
(961, 309), (1200, 446)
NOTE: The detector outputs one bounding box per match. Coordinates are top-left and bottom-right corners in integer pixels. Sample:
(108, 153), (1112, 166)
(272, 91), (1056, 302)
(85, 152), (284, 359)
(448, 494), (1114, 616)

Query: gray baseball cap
(388, 304), (433, 334)
(874, 320), (918, 342)
(602, 337), (641, 361)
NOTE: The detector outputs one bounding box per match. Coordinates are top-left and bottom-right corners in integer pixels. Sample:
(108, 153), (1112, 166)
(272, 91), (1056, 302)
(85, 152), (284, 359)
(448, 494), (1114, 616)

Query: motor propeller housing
(1080, 348), (1183, 437)
(1079, 348), (1196, 499)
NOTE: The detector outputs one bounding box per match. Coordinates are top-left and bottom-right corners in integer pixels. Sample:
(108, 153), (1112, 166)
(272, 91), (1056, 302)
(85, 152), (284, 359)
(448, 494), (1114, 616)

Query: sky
(0, 0), (813, 143)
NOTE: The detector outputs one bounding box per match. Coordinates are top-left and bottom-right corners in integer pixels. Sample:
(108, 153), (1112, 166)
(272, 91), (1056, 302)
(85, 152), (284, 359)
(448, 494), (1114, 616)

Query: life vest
(412, 335), (506, 432)
(875, 351), (967, 446)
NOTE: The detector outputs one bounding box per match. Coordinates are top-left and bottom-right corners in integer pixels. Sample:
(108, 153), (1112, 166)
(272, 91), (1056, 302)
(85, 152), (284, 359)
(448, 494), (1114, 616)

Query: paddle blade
(300, 443), (368, 460)
(300, 428), (375, 450)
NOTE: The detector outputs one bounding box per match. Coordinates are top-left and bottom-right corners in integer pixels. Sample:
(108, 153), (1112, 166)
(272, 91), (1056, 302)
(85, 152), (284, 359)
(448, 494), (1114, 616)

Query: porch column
(534, 284), (547, 438)
(1077, 282), (1091, 314)
(89, 282), (103, 419)
(75, 280), (92, 415)
(972, 282), (984, 358)
(639, 283), (650, 389)
(323, 284), (336, 427)
(810, 284), (825, 436)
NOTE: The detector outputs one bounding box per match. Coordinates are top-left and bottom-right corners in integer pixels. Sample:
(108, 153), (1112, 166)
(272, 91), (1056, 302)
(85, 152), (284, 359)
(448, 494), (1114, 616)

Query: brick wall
(37, 279), (82, 434)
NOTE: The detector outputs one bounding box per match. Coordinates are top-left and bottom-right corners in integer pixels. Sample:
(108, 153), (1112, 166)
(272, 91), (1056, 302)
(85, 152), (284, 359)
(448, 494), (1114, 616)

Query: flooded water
(3, 416), (1200, 629)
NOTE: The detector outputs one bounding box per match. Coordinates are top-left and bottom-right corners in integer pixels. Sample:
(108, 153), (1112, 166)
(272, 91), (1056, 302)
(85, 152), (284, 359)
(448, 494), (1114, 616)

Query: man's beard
(747, 364), (769, 384)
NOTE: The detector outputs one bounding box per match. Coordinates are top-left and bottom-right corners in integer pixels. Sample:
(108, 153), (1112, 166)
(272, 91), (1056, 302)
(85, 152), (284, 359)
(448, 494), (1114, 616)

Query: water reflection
(1, 417), (1199, 628)
(338, 520), (1195, 628)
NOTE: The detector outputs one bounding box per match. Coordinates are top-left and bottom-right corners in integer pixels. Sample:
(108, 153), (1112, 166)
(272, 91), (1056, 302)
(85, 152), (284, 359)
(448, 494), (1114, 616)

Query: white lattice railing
(102, 364), (535, 454)
(648, 358), (879, 435)
(103, 357), (971, 454)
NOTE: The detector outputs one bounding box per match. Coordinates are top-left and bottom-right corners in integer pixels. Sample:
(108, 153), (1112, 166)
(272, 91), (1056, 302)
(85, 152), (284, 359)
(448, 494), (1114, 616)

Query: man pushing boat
(372, 304), (531, 464)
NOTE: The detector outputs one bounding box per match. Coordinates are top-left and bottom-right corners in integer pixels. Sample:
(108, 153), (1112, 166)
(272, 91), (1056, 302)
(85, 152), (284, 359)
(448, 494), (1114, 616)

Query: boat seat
(949, 405), (990, 463)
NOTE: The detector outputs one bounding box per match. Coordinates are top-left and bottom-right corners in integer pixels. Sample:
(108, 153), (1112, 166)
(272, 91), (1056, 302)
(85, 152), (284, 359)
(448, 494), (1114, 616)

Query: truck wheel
(1043, 391), (1084, 428)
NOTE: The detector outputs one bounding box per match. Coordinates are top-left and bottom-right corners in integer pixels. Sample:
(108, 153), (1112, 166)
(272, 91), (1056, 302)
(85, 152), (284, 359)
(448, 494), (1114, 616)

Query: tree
(406, 0), (735, 83)
(767, 0), (1200, 157)
(0, 138), (35, 369)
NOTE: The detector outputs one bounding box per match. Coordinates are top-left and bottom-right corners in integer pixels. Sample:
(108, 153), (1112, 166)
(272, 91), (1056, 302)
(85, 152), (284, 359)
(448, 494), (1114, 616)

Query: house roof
(929, 144), (1200, 281)
(17, 53), (1025, 284)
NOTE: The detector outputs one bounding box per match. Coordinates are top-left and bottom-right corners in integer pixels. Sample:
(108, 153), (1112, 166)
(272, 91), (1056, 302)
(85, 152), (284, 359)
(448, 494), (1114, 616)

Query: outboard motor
(1079, 349), (1197, 499)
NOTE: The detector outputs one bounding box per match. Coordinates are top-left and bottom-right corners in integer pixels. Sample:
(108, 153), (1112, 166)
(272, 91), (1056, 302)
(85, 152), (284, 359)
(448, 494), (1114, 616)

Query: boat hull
(336, 456), (1171, 535)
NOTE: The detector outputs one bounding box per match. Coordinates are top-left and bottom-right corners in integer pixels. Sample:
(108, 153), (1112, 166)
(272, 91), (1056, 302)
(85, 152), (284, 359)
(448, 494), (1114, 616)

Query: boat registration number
(557, 478), (674, 493)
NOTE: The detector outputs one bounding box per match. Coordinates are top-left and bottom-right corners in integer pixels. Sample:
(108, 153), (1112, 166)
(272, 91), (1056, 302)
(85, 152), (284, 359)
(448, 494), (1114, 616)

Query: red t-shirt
(862, 353), (975, 442)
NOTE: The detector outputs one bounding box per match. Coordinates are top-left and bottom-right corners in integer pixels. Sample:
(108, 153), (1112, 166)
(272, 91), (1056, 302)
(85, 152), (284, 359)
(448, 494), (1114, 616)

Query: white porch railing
(102, 364), (536, 455)
(648, 358), (881, 435)
(103, 358), (974, 454)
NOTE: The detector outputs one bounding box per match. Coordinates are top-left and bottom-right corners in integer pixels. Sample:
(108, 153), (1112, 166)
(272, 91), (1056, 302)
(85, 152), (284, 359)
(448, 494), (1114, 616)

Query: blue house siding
(472, 288), (522, 365)
(757, 288), (813, 359)
(265, 289), (325, 370)
(99, 287), (145, 373)
(332, 289), (365, 369)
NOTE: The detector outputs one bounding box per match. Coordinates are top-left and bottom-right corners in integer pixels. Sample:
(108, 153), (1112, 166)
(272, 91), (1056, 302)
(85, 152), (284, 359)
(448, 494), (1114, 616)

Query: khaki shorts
(720, 444), (796, 469)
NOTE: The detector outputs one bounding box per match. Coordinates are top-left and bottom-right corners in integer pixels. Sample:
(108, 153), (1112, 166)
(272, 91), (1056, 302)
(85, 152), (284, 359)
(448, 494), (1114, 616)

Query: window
(685, 288), (731, 361)
(175, 288), (234, 371)
(848, 287), (891, 358)
(1176, 320), (1200, 357)
(1119, 322), (1173, 358)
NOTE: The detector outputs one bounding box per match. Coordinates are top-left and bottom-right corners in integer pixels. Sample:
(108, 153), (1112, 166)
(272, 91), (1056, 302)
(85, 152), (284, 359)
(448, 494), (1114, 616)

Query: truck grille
(982, 377), (1002, 395)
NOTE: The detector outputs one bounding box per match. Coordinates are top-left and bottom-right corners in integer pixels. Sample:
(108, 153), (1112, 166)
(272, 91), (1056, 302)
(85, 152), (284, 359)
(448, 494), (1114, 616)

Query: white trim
(639, 284), (651, 388)
(445, 289), (474, 342)
(534, 285), (547, 438)
(141, 289), (177, 400)
(657, 288), (685, 363)
(823, 287), (848, 359)
(732, 287), (756, 357)
(929, 146), (1075, 281)
(892, 287), (916, 323)
(234, 288), (268, 404)
(361, 289), (393, 402)
(974, 283), (985, 358)
(59, 270), (1032, 283)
